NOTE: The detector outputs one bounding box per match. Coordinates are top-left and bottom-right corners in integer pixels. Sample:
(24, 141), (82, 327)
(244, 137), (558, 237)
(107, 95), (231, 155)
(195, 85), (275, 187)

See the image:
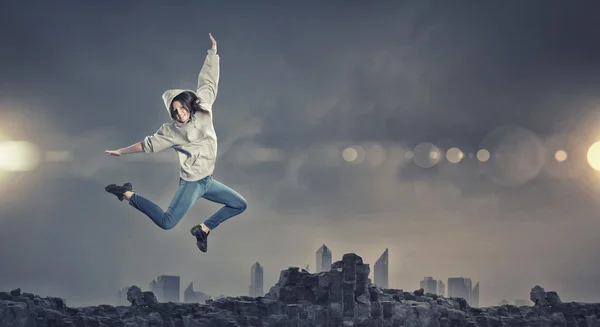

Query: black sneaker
(190, 225), (210, 252)
(105, 182), (134, 201)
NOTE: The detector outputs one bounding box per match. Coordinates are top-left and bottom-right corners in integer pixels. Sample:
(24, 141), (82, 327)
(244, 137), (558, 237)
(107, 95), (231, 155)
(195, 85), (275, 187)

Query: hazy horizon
(3, 0), (600, 308)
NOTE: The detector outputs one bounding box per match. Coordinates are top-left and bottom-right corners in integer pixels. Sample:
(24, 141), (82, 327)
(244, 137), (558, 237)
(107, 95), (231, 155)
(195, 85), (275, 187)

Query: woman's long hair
(169, 91), (210, 120)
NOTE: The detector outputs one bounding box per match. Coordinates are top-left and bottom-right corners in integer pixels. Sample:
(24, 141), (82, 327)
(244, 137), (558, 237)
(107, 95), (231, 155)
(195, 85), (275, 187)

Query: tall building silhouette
(374, 248), (389, 289)
(149, 280), (159, 300)
(437, 280), (445, 297)
(316, 244), (332, 272)
(447, 277), (478, 307)
(447, 277), (469, 302)
(463, 278), (472, 303)
(471, 282), (479, 307)
(184, 282), (210, 304)
(150, 275), (180, 303)
(420, 277), (437, 294)
(249, 262), (264, 297)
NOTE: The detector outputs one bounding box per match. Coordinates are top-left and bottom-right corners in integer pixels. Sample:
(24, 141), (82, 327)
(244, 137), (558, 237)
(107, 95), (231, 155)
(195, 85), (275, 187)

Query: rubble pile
(2, 253), (599, 326)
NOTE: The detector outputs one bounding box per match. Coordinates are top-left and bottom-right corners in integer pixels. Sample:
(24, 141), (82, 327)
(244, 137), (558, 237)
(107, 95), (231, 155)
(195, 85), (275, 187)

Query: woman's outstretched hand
(209, 33), (217, 51)
(104, 150), (121, 156)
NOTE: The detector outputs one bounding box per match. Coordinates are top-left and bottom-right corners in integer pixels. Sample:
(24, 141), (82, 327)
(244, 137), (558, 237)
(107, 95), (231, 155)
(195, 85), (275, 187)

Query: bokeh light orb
(554, 150), (568, 163)
(364, 143), (387, 166)
(542, 133), (586, 180)
(0, 141), (41, 171)
(587, 141), (600, 172)
(476, 149), (491, 162)
(478, 125), (545, 186)
(446, 147), (464, 163)
(342, 147), (358, 162)
(413, 142), (441, 168)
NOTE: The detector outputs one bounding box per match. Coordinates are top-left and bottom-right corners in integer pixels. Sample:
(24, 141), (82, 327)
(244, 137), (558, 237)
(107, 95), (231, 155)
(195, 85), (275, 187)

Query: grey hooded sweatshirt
(141, 48), (220, 182)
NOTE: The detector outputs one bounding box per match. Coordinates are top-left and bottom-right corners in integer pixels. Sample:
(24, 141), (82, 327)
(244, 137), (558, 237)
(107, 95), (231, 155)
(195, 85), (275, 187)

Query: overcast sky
(3, 0), (600, 307)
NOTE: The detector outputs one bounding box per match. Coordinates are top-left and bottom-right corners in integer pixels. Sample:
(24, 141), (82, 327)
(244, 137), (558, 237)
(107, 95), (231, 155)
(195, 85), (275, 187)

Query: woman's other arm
(104, 124), (176, 156)
(104, 142), (144, 156)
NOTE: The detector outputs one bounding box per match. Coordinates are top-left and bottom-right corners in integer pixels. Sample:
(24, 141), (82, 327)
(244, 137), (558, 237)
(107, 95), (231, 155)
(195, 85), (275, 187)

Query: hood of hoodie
(162, 89), (195, 121)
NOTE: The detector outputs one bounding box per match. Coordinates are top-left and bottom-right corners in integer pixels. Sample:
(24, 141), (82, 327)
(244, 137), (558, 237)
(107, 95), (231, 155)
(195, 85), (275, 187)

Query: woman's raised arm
(196, 33), (220, 113)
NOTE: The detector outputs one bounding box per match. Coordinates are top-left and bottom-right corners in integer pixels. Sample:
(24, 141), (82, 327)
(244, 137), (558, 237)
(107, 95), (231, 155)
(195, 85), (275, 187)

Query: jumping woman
(104, 33), (247, 253)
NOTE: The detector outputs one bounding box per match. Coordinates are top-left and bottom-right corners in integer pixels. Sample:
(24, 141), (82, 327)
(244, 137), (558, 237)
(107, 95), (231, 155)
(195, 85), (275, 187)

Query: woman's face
(172, 100), (190, 123)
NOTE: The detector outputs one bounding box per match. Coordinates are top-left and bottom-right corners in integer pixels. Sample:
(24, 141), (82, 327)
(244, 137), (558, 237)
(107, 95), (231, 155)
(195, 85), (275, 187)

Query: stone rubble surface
(1, 253), (599, 327)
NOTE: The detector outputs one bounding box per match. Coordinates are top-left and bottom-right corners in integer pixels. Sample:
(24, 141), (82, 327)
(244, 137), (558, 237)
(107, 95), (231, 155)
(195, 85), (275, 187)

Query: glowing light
(478, 125), (545, 187)
(413, 143), (441, 168)
(554, 150), (568, 163)
(587, 141), (600, 172)
(542, 134), (585, 180)
(477, 149), (490, 162)
(446, 147), (464, 163)
(342, 145), (365, 164)
(342, 147), (358, 162)
(404, 151), (414, 159)
(365, 143), (387, 166)
(0, 141), (41, 171)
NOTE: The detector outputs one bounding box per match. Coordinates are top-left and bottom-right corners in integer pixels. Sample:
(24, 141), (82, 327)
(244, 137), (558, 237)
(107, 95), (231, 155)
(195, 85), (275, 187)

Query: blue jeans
(128, 175), (247, 230)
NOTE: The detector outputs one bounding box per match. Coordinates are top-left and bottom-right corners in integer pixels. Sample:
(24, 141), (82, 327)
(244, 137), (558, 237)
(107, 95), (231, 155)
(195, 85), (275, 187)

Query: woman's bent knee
(160, 215), (178, 230)
(162, 223), (176, 230)
(237, 198), (248, 212)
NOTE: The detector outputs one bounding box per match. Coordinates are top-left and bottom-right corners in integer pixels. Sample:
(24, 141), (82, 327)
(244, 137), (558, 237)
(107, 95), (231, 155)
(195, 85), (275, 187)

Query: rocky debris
(126, 285), (158, 307)
(1, 253), (599, 326)
(414, 288), (424, 296)
(530, 285), (562, 307)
